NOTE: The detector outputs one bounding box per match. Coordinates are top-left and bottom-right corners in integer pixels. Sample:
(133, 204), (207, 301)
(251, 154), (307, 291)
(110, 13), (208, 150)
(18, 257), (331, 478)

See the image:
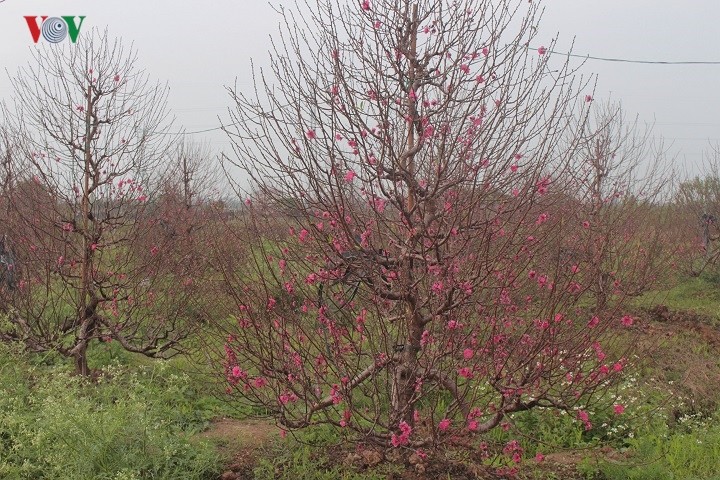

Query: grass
(634, 273), (720, 322)
(0, 343), (223, 480)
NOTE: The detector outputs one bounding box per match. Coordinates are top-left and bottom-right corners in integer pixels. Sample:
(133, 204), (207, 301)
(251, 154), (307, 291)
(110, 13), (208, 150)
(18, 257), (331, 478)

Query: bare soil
(197, 417), (278, 479)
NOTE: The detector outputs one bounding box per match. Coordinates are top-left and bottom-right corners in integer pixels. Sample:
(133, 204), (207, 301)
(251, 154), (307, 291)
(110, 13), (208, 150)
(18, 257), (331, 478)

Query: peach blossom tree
(216, 0), (637, 451)
(0, 30), (204, 375)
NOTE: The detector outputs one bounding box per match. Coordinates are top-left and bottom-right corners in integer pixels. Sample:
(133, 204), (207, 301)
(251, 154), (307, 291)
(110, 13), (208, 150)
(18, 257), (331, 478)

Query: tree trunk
(391, 315), (423, 426)
(74, 346), (90, 376)
(391, 2), (421, 429)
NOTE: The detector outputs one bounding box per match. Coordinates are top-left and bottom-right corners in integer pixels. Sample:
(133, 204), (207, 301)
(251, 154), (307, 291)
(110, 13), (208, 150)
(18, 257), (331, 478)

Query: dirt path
(197, 417), (278, 479)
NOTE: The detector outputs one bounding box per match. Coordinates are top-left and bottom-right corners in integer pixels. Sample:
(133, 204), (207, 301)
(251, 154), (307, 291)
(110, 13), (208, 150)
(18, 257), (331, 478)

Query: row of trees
(0, 1), (717, 450)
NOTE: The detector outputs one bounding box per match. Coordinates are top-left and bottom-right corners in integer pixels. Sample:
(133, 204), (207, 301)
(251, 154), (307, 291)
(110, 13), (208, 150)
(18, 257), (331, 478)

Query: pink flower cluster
(391, 421), (412, 447)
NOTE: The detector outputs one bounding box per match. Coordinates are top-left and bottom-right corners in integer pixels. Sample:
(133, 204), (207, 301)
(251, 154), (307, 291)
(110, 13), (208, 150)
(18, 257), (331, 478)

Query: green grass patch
(0, 344), (222, 480)
(634, 275), (720, 322)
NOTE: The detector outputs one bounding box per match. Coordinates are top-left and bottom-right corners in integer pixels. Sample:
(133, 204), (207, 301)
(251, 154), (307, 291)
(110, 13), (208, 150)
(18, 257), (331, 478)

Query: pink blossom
(344, 170), (356, 182)
(114, 74), (120, 82)
(535, 452), (545, 462)
(438, 418), (451, 431)
(458, 367), (473, 378)
(372, 197), (386, 213)
(593, 342), (606, 361)
(306, 129), (317, 139)
(232, 366), (242, 378)
(538, 46), (547, 55)
(583, 220), (591, 229)
(510, 164), (518, 173)
(536, 176), (550, 194)
(330, 385), (342, 404)
(585, 94), (593, 103)
(482, 47), (489, 56)
(391, 421), (412, 446)
(431, 281), (444, 294)
(621, 315), (634, 327)
(298, 229), (309, 242)
(361, 0), (371, 11)
(613, 404), (625, 415)
(476, 75), (485, 83)
(587, 316), (600, 328)
(463, 348), (474, 360)
(460, 64), (470, 74)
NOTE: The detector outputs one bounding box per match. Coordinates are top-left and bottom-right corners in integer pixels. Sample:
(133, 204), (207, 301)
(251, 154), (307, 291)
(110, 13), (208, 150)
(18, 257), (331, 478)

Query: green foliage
(0, 346), (220, 480)
(594, 410), (720, 480)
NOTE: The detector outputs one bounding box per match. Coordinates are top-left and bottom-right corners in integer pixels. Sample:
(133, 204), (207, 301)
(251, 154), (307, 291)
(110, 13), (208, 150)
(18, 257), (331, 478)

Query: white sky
(1, 1), (718, 178)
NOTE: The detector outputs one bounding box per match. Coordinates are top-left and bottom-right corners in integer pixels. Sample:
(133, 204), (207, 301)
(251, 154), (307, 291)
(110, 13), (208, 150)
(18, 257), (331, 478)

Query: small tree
(674, 160), (720, 275)
(548, 102), (673, 309)
(216, 0), (637, 449)
(0, 30), (202, 374)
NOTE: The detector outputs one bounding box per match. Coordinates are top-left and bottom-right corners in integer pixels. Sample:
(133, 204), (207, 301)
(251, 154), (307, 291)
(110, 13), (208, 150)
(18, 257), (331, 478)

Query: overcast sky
(1, 1), (718, 178)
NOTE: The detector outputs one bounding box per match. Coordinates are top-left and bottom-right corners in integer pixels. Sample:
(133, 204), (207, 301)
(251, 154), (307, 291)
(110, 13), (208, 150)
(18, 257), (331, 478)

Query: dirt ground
(197, 417), (278, 479)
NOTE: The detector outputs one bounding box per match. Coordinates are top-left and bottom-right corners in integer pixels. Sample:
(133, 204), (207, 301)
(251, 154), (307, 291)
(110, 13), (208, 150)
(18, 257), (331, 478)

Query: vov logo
(24, 16), (86, 44)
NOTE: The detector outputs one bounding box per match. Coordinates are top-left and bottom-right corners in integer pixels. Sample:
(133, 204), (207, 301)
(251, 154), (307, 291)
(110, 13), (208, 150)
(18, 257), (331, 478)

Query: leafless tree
(552, 102), (674, 309)
(0, 29), (203, 375)
(212, 0), (641, 450)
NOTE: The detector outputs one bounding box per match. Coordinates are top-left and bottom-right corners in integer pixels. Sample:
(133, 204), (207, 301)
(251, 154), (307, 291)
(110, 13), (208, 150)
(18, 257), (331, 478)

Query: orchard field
(3, 1), (720, 479)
